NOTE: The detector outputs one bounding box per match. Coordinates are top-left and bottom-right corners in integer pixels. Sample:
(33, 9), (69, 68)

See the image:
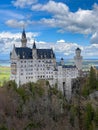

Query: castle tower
(32, 40), (37, 59)
(60, 58), (65, 66)
(21, 28), (27, 47)
(74, 48), (82, 70)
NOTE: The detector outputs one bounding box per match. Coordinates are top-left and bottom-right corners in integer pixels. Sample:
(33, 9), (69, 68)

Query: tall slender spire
(32, 39), (37, 59)
(33, 39), (36, 49)
(21, 28), (27, 47)
(22, 28), (26, 39)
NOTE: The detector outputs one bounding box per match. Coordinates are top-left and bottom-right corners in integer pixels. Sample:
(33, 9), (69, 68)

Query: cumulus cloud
(83, 44), (98, 57)
(0, 9), (24, 20)
(12, 0), (38, 8)
(0, 31), (39, 54)
(53, 40), (98, 58)
(36, 40), (98, 58)
(5, 19), (33, 28)
(90, 32), (98, 44)
(5, 19), (26, 28)
(32, 1), (69, 14)
(0, 31), (98, 59)
(31, 1), (98, 38)
(8, 0), (98, 44)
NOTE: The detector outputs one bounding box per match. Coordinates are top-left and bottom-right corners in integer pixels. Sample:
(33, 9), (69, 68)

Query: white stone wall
(57, 65), (79, 98)
(74, 56), (82, 70)
(10, 58), (56, 86)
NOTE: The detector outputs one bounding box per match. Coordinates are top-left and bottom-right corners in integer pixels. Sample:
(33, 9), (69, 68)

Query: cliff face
(0, 80), (98, 130)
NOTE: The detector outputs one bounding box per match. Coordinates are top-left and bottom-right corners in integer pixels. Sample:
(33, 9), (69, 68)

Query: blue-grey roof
(15, 47), (32, 59)
(76, 48), (81, 51)
(61, 57), (64, 60)
(62, 65), (76, 68)
(37, 49), (55, 59)
(14, 47), (55, 59)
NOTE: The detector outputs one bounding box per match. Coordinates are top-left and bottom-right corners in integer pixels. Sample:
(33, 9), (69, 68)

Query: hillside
(0, 78), (98, 130)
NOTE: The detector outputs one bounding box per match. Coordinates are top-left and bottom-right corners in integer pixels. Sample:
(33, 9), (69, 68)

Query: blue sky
(1, 0), (98, 60)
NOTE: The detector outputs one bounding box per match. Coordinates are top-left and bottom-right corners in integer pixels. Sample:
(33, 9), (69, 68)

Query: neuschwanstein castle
(10, 29), (82, 97)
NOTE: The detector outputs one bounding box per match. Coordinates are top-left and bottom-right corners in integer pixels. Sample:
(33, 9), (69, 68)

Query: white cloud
(0, 32), (98, 59)
(5, 19), (33, 28)
(90, 32), (98, 44)
(0, 9), (24, 20)
(36, 40), (98, 58)
(0, 31), (39, 54)
(12, 0), (38, 8)
(31, 1), (98, 39)
(83, 44), (98, 57)
(5, 19), (26, 28)
(57, 39), (65, 43)
(28, 38), (98, 58)
(7, 0), (98, 44)
(32, 1), (69, 14)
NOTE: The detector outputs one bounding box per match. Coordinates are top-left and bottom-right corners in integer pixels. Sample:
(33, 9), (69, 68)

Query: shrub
(0, 125), (8, 130)
(24, 121), (42, 130)
(84, 103), (94, 130)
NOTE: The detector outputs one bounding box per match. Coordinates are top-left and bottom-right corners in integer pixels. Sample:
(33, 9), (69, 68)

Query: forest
(0, 67), (98, 130)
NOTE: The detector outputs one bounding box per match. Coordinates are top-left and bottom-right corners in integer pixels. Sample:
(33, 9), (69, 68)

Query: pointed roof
(22, 28), (26, 39)
(33, 40), (36, 49)
(61, 57), (64, 60)
(76, 47), (81, 51)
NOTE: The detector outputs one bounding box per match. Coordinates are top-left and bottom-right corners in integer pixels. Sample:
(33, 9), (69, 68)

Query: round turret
(60, 57), (64, 65)
(75, 47), (81, 57)
(74, 47), (82, 70)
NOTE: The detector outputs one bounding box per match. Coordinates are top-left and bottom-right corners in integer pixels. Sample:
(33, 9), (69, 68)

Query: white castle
(10, 29), (83, 97)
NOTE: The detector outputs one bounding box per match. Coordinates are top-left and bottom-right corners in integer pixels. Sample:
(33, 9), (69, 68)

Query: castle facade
(10, 29), (82, 98)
